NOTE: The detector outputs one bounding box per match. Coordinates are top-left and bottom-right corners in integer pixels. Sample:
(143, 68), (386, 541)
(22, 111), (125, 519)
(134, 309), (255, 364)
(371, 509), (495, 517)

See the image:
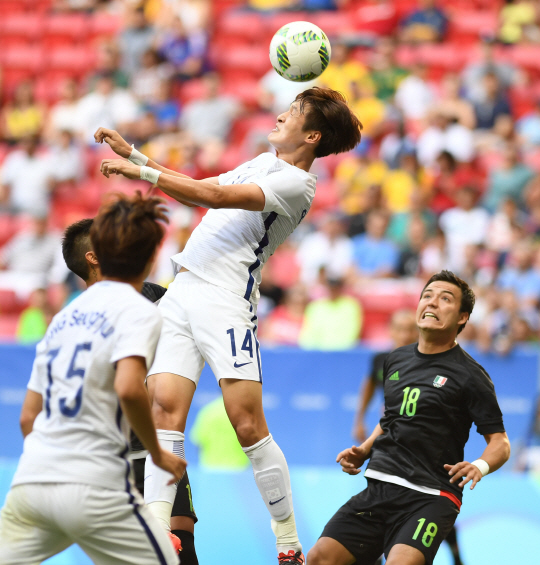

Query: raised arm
(444, 431), (511, 490)
(100, 158), (266, 211)
(94, 127), (220, 184)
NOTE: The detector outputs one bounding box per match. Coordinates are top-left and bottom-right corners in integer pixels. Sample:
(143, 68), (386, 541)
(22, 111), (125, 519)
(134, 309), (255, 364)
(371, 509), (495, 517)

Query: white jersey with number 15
(12, 281), (162, 492)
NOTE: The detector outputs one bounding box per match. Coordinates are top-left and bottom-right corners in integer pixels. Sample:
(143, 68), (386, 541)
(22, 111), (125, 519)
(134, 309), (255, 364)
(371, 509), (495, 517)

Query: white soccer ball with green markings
(269, 21), (331, 83)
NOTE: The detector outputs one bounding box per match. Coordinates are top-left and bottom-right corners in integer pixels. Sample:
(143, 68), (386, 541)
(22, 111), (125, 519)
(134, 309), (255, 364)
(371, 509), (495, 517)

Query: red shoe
(278, 550), (305, 564)
(168, 531), (182, 553)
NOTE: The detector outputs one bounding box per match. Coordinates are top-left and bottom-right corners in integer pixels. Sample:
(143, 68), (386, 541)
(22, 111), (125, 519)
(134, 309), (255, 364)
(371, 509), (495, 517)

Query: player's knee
(306, 544), (331, 565)
(231, 415), (262, 446)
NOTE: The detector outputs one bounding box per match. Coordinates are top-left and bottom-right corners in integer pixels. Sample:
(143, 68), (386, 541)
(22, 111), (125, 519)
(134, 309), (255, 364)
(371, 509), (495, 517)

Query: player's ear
(305, 130), (321, 145)
(457, 311), (469, 328)
(85, 250), (99, 267)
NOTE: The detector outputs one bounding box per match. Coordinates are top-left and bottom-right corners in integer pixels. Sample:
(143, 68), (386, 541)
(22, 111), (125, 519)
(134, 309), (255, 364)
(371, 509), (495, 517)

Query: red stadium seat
(0, 69), (33, 99)
(213, 44), (270, 78)
(34, 76), (67, 105)
(217, 11), (266, 43)
(311, 180), (339, 211)
(353, 2), (398, 36)
(509, 45), (540, 73)
(0, 290), (27, 315)
(0, 45), (45, 73)
(0, 314), (20, 339)
(447, 10), (498, 43)
(310, 12), (355, 36)
(0, 215), (19, 247)
(266, 12), (309, 30)
(0, 13), (44, 41)
(88, 12), (123, 38)
(222, 77), (261, 107)
(178, 79), (207, 104)
(46, 46), (97, 75)
(44, 14), (89, 43)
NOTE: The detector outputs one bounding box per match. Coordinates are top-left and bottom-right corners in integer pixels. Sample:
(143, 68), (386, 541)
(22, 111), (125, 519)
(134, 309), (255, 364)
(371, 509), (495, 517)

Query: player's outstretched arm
(338, 423), (384, 475)
(445, 431), (511, 490)
(100, 158), (266, 211)
(115, 356), (187, 484)
(94, 128), (220, 185)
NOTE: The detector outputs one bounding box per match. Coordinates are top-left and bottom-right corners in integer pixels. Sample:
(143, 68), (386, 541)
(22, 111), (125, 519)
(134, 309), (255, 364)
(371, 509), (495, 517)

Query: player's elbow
(206, 185), (227, 209)
(20, 409), (36, 437)
(501, 435), (511, 463)
(115, 379), (146, 403)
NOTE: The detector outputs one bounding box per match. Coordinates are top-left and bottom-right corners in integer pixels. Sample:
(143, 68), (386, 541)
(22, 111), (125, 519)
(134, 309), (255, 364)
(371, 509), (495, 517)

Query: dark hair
(421, 270), (475, 334)
(295, 87), (363, 158)
(62, 218), (94, 281)
(90, 192), (168, 279)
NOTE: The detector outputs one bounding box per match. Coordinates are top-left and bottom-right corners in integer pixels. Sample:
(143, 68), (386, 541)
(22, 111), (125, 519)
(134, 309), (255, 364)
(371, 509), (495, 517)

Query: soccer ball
(269, 21), (331, 83)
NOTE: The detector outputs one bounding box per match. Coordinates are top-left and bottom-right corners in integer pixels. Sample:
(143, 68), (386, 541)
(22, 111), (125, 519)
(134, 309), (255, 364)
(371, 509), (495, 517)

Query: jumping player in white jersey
(95, 87), (363, 564)
(0, 193), (186, 565)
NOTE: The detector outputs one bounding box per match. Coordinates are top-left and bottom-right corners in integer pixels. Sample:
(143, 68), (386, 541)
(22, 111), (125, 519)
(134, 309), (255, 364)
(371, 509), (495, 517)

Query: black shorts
(133, 457), (198, 523)
(321, 479), (459, 565)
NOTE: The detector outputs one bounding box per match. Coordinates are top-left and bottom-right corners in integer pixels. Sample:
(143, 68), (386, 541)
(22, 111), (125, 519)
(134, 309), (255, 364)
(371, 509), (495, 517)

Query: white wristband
(140, 166), (162, 185)
(471, 459), (490, 476)
(129, 145), (149, 166)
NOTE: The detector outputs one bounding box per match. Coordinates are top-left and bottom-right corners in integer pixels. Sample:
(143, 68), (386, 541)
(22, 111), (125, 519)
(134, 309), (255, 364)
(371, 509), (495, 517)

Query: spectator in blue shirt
(144, 80), (181, 134)
(474, 72), (512, 130)
(352, 209), (399, 278)
(497, 240), (540, 306)
(517, 99), (540, 148)
(400, 0), (448, 43)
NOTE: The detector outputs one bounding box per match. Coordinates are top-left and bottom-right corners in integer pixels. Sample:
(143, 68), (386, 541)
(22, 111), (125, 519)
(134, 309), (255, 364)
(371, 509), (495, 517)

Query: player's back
(12, 281), (162, 492)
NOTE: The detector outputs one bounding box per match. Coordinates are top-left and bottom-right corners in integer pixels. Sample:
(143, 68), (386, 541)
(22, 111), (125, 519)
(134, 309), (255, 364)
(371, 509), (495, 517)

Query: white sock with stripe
(144, 429), (185, 531)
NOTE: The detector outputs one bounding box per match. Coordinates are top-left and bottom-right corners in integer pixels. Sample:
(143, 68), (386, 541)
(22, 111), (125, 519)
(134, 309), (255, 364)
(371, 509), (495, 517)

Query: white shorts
(0, 483), (179, 565)
(149, 271), (263, 385)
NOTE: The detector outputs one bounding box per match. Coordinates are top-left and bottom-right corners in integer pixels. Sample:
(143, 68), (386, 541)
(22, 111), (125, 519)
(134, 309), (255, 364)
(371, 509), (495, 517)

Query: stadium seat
(0, 45), (45, 73)
(353, 2), (398, 36)
(217, 11), (266, 43)
(46, 46), (97, 76)
(0, 313), (20, 338)
(311, 180), (339, 211)
(0, 13), (44, 41)
(44, 14), (89, 43)
(34, 76), (68, 105)
(222, 77), (261, 107)
(310, 12), (355, 36)
(510, 45), (540, 74)
(0, 215), (19, 247)
(88, 12), (123, 39)
(266, 12), (309, 36)
(230, 113), (276, 146)
(0, 290), (28, 315)
(213, 45), (270, 78)
(447, 10), (498, 43)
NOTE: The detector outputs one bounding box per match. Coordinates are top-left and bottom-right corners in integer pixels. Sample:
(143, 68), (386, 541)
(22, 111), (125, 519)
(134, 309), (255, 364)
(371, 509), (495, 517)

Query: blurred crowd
(1, 0), (540, 353)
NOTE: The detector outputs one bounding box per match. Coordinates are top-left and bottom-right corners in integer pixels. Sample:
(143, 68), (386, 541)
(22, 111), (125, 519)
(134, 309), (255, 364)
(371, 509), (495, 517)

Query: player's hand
(444, 461), (483, 490)
(100, 159), (140, 180)
(153, 448), (187, 485)
(94, 127), (132, 159)
(336, 444), (369, 475)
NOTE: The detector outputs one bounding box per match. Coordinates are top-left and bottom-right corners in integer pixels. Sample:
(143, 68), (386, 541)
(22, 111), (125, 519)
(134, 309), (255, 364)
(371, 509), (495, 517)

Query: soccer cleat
(168, 531), (182, 553)
(278, 550), (305, 564)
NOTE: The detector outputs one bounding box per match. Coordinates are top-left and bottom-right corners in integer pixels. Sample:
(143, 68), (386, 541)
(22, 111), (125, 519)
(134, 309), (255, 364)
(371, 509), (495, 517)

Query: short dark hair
(421, 270), (475, 334)
(295, 87), (363, 158)
(62, 218), (94, 281)
(90, 192), (168, 280)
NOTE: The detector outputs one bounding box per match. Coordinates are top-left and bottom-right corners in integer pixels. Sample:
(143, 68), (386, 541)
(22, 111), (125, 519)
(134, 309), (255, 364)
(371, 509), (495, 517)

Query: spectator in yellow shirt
(317, 43), (372, 103)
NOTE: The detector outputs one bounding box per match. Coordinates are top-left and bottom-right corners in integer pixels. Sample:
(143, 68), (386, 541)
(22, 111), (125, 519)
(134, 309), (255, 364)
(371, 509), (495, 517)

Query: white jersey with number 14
(172, 152), (317, 303)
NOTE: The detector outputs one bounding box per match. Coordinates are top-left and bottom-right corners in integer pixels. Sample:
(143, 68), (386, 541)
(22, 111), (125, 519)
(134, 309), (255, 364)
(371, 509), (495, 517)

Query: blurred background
(1, 0), (540, 563)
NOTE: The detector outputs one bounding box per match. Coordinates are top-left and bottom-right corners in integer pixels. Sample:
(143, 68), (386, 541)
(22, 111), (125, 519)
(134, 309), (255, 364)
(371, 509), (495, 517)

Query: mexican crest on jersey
(433, 375), (448, 388)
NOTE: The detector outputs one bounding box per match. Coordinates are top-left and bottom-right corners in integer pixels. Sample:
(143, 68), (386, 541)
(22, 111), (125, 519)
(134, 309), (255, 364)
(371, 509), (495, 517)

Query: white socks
(144, 429), (185, 531)
(243, 434), (301, 554)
